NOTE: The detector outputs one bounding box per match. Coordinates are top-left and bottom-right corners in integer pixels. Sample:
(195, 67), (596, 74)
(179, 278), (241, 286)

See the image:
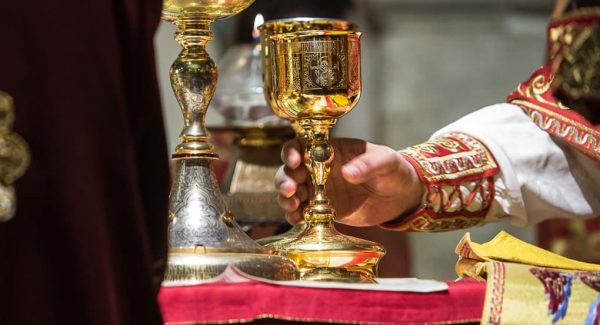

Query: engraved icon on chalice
(260, 18), (385, 283)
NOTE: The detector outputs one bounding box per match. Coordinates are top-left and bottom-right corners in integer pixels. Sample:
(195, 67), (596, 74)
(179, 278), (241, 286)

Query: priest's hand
(275, 138), (425, 227)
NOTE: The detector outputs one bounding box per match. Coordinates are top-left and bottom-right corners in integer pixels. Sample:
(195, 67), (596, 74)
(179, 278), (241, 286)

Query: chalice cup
(260, 18), (385, 283)
(161, 0), (298, 285)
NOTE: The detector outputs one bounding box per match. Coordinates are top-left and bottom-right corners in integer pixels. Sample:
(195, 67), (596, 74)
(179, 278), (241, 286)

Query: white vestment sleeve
(431, 103), (600, 227)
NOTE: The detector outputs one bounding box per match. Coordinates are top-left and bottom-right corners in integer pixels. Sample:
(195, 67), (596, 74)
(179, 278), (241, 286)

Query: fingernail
(282, 181), (295, 197)
(343, 165), (360, 178)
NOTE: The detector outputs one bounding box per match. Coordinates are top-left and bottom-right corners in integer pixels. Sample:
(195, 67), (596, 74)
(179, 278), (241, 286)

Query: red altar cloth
(159, 278), (485, 324)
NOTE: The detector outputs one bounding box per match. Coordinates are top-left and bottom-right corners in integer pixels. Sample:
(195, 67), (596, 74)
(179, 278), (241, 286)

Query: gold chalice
(260, 18), (385, 283)
(256, 20), (351, 251)
(161, 0), (298, 285)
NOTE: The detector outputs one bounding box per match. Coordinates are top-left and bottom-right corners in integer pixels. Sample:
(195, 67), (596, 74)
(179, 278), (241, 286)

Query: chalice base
(164, 247), (299, 285)
(282, 223), (385, 283)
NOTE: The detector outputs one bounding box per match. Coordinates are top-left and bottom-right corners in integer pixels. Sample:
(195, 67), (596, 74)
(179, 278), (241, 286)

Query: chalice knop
(260, 18), (385, 283)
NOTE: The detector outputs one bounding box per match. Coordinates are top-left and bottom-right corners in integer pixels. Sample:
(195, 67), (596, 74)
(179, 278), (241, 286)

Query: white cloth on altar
(432, 103), (600, 226)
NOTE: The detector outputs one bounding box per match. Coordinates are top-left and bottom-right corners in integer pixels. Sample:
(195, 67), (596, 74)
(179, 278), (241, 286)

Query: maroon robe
(0, 0), (170, 324)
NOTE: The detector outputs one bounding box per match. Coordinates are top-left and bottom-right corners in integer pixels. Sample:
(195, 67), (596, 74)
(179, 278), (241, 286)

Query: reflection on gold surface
(162, 0), (255, 21)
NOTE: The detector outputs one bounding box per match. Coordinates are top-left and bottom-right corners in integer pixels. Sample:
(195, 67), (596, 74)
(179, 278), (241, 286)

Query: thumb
(341, 146), (400, 185)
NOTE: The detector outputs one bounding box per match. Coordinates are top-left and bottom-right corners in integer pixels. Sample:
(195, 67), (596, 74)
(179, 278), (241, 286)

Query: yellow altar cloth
(454, 231), (600, 325)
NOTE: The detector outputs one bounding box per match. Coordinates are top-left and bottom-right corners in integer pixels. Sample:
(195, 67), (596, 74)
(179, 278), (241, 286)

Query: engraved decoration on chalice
(260, 18), (385, 283)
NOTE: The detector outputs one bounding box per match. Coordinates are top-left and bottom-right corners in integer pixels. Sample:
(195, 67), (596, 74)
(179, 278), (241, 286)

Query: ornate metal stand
(161, 1), (298, 285)
(218, 125), (294, 223)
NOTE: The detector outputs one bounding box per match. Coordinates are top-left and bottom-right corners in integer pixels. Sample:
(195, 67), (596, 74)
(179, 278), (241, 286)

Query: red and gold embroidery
(382, 132), (499, 232)
(400, 132), (498, 185)
(508, 8), (600, 163)
(508, 66), (600, 162)
(488, 261), (506, 325)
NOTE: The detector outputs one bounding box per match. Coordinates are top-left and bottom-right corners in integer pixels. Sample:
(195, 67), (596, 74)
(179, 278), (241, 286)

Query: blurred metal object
(210, 125), (293, 223)
(558, 24), (600, 100)
(260, 18), (385, 283)
(212, 17), (287, 128)
(549, 8), (600, 120)
(160, 0), (298, 285)
(210, 14), (294, 224)
(0, 91), (30, 222)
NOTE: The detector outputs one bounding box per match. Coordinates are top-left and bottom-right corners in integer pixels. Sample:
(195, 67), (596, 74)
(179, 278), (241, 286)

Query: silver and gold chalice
(259, 18), (385, 283)
(160, 0), (298, 285)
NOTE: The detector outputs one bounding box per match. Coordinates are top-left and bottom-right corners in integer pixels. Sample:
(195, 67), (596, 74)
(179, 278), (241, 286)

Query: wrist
(396, 151), (426, 214)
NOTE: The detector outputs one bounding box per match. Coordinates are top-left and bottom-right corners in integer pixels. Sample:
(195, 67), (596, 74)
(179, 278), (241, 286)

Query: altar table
(158, 278), (485, 324)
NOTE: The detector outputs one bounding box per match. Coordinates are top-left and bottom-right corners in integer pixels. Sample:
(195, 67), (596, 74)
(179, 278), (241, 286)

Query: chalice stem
(302, 120), (336, 224)
(171, 12), (217, 158)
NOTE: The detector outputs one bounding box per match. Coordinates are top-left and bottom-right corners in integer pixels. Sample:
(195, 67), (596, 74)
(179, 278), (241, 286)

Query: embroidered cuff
(382, 132), (499, 232)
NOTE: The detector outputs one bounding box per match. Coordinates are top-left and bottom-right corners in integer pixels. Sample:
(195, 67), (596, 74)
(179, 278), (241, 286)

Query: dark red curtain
(0, 0), (170, 324)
